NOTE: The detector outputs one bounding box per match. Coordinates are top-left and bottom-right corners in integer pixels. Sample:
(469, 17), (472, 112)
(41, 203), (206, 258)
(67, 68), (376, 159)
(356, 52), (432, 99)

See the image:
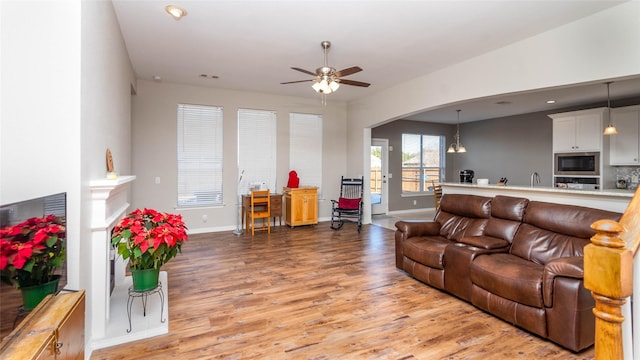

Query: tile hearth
(92, 271), (169, 350)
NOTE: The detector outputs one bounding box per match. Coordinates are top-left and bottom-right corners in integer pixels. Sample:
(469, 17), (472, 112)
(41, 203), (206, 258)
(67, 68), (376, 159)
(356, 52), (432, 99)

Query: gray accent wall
(456, 110), (553, 187)
(372, 111), (554, 212)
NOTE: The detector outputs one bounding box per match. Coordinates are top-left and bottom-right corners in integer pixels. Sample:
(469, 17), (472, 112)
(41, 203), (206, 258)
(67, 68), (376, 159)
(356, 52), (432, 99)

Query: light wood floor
(91, 223), (594, 359)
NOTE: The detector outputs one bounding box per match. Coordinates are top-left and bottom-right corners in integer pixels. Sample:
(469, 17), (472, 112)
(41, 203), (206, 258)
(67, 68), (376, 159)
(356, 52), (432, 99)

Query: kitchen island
(441, 182), (635, 213)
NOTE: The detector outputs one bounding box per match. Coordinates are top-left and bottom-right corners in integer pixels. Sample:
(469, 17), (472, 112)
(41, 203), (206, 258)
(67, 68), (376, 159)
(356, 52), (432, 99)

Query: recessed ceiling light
(153, 75), (162, 81)
(546, 100), (556, 104)
(165, 5), (187, 20)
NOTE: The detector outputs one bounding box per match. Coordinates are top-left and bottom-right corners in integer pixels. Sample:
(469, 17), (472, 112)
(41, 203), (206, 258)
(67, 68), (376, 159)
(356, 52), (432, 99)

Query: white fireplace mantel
(88, 175), (169, 351)
(89, 175), (135, 342)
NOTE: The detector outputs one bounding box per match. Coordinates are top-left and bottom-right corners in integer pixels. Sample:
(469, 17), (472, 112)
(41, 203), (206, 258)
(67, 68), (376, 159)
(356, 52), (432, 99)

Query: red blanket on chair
(338, 197), (360, 210)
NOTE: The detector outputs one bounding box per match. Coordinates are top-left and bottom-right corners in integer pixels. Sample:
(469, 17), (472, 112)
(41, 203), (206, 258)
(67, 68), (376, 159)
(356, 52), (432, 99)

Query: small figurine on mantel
(106, 148), (118, 180)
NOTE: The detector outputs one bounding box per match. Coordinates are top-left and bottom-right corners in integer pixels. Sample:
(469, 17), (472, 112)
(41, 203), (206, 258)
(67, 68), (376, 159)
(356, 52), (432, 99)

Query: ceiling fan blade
(338, 79), (371, 87)
(280, 79), (314, 85)
(291, 67), (317, 76)
(334, 66), (362, 77)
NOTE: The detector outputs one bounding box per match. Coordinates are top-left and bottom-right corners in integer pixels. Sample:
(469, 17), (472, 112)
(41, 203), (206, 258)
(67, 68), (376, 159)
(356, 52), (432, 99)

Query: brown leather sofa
(395, 193), (621, 352)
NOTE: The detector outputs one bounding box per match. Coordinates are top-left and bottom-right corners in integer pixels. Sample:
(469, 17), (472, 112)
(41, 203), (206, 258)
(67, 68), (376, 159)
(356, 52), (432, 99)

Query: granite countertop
(441, 182), (636, 198)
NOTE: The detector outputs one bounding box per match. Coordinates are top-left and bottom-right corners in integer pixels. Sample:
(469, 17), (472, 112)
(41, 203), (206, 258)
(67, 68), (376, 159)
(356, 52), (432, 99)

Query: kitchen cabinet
(550, 107), (606, 152)
(610, 105), (640, 165)
(0, 290), (85, 360)
(283, 186), (318, 227)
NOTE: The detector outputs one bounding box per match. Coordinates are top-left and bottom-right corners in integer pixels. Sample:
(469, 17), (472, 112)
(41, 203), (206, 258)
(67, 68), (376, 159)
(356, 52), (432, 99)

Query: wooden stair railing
(585, 187), (640, 360)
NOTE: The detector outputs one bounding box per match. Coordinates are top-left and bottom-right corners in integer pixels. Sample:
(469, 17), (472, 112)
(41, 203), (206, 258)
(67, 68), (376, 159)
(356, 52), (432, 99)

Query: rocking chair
(330, 176), (364, 232)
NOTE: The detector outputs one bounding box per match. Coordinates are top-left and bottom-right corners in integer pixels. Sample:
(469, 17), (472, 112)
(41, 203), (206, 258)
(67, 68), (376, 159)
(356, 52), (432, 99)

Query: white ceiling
(112, 0), (639, 124)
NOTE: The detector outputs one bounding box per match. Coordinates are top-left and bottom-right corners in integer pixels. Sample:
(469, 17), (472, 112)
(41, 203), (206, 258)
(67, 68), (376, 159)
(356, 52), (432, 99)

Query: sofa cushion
(510, 224), (588, 265)
(470, 253), (544, 308)
(439, 194), (491, 218)
(459, 235), (509, 250)
(510, 201), (621, 265)
(436, 194), (491, 241)
(483, 217), (522, 244)
(490, 195), (529, 221)
(523, 201), (621, 239)
(403, 236), (451, 269)
(483, 196), (528, 243)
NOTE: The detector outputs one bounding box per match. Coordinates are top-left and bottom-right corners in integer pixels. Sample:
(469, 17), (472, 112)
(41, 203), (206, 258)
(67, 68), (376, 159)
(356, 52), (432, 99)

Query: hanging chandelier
(603, 81), (617, 135)
(447, 110), (467, 153)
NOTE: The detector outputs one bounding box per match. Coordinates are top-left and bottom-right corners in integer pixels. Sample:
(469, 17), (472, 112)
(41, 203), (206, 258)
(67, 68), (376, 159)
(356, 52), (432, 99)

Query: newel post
(584, 219), (632, 360)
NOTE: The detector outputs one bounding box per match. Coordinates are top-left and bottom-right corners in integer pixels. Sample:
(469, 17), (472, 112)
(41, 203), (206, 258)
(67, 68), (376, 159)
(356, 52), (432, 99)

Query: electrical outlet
(413, 200), (417, 206)
(633, 175), (639, 183)
(155, 177), (161, 184)
(202, 214), (208, 222)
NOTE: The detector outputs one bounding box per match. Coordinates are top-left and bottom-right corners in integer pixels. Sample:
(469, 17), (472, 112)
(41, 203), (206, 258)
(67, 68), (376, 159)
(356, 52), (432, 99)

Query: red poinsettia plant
(111, 208), (188, 270)
(0, 215), (66, 289)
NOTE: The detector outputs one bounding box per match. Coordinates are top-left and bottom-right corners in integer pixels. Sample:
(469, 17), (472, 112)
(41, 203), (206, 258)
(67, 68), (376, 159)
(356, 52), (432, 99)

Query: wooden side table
(241, 193), (283, 232)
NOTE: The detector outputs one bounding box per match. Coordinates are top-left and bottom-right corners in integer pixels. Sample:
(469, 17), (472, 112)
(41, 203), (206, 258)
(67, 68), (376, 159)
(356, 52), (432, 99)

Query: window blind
(290, 113), (322, 194)
(237, 109), (277, 195)
(177, 104), (223, 207)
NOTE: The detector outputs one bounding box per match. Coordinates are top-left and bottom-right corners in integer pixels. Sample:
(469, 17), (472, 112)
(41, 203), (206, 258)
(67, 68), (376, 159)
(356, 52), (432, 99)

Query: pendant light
(603, 81), (617, 135)
(447, 110), (467, 153)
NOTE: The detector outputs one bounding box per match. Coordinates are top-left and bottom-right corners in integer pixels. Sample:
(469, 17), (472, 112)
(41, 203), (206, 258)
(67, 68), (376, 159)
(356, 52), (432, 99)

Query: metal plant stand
(126, 281), (165, 333)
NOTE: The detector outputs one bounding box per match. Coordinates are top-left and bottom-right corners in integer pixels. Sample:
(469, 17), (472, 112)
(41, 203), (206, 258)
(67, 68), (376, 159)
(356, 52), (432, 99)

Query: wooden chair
(247, 189), (270, 235)
(431, 181), (443, 209)
(330, 176), (364, 232)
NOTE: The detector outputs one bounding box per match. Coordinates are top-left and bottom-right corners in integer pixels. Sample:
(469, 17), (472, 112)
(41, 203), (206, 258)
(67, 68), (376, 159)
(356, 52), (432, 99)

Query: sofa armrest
(394, 220), (441, 269)
(394, 220), (440, 238)
(459, 236), (509, 250)
(543, 256), (584, 307)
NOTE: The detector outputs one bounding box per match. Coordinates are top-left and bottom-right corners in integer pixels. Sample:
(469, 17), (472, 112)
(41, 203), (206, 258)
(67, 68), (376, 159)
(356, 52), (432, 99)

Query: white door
(371, 138), (388, 215)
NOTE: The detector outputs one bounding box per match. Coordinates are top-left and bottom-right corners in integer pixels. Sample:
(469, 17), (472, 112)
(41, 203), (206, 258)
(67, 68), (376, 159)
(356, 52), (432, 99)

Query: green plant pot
(131, 267), (160, 292)
(20, 275), (61, 310)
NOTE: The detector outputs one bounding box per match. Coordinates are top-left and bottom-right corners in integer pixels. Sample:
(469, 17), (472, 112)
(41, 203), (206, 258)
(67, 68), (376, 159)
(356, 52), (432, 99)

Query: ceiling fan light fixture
(329, 79), (340, 92)
(283, 41), (370, 96)
(312, 76), (341, 94)
(165, 5), (187, 20)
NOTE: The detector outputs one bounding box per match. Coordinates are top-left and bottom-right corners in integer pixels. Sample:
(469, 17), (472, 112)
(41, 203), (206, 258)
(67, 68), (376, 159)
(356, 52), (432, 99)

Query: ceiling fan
(280, 41), (370, 94)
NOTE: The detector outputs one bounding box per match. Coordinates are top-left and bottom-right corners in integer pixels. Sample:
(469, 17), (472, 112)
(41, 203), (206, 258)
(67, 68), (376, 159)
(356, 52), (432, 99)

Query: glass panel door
(371, 139), (388, 215)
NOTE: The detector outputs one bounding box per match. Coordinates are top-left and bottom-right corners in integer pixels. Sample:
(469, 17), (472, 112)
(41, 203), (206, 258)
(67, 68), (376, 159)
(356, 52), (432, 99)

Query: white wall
(1, 1), (82, 285)
(1, 0), (135, 354)
(131, 80), (348, 232)
(80, 0), (136, 351)
(347, 1), (640, 223)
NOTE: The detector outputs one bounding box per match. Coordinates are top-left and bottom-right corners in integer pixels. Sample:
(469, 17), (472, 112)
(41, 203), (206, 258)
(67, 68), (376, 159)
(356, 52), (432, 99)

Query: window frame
(401, 133), (446, 194)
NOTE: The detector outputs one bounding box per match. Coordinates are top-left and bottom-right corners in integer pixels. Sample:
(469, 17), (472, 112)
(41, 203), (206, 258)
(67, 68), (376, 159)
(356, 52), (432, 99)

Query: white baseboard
(388, 207), (437, 215)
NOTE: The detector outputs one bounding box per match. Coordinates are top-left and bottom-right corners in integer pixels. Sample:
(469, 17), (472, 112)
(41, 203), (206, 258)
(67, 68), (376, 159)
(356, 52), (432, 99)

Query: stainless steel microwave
(554, 152), (600, 176)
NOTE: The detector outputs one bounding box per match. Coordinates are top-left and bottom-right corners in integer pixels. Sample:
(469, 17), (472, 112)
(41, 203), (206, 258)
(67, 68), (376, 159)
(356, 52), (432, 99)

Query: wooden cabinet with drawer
(283, 187), (318, 227)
